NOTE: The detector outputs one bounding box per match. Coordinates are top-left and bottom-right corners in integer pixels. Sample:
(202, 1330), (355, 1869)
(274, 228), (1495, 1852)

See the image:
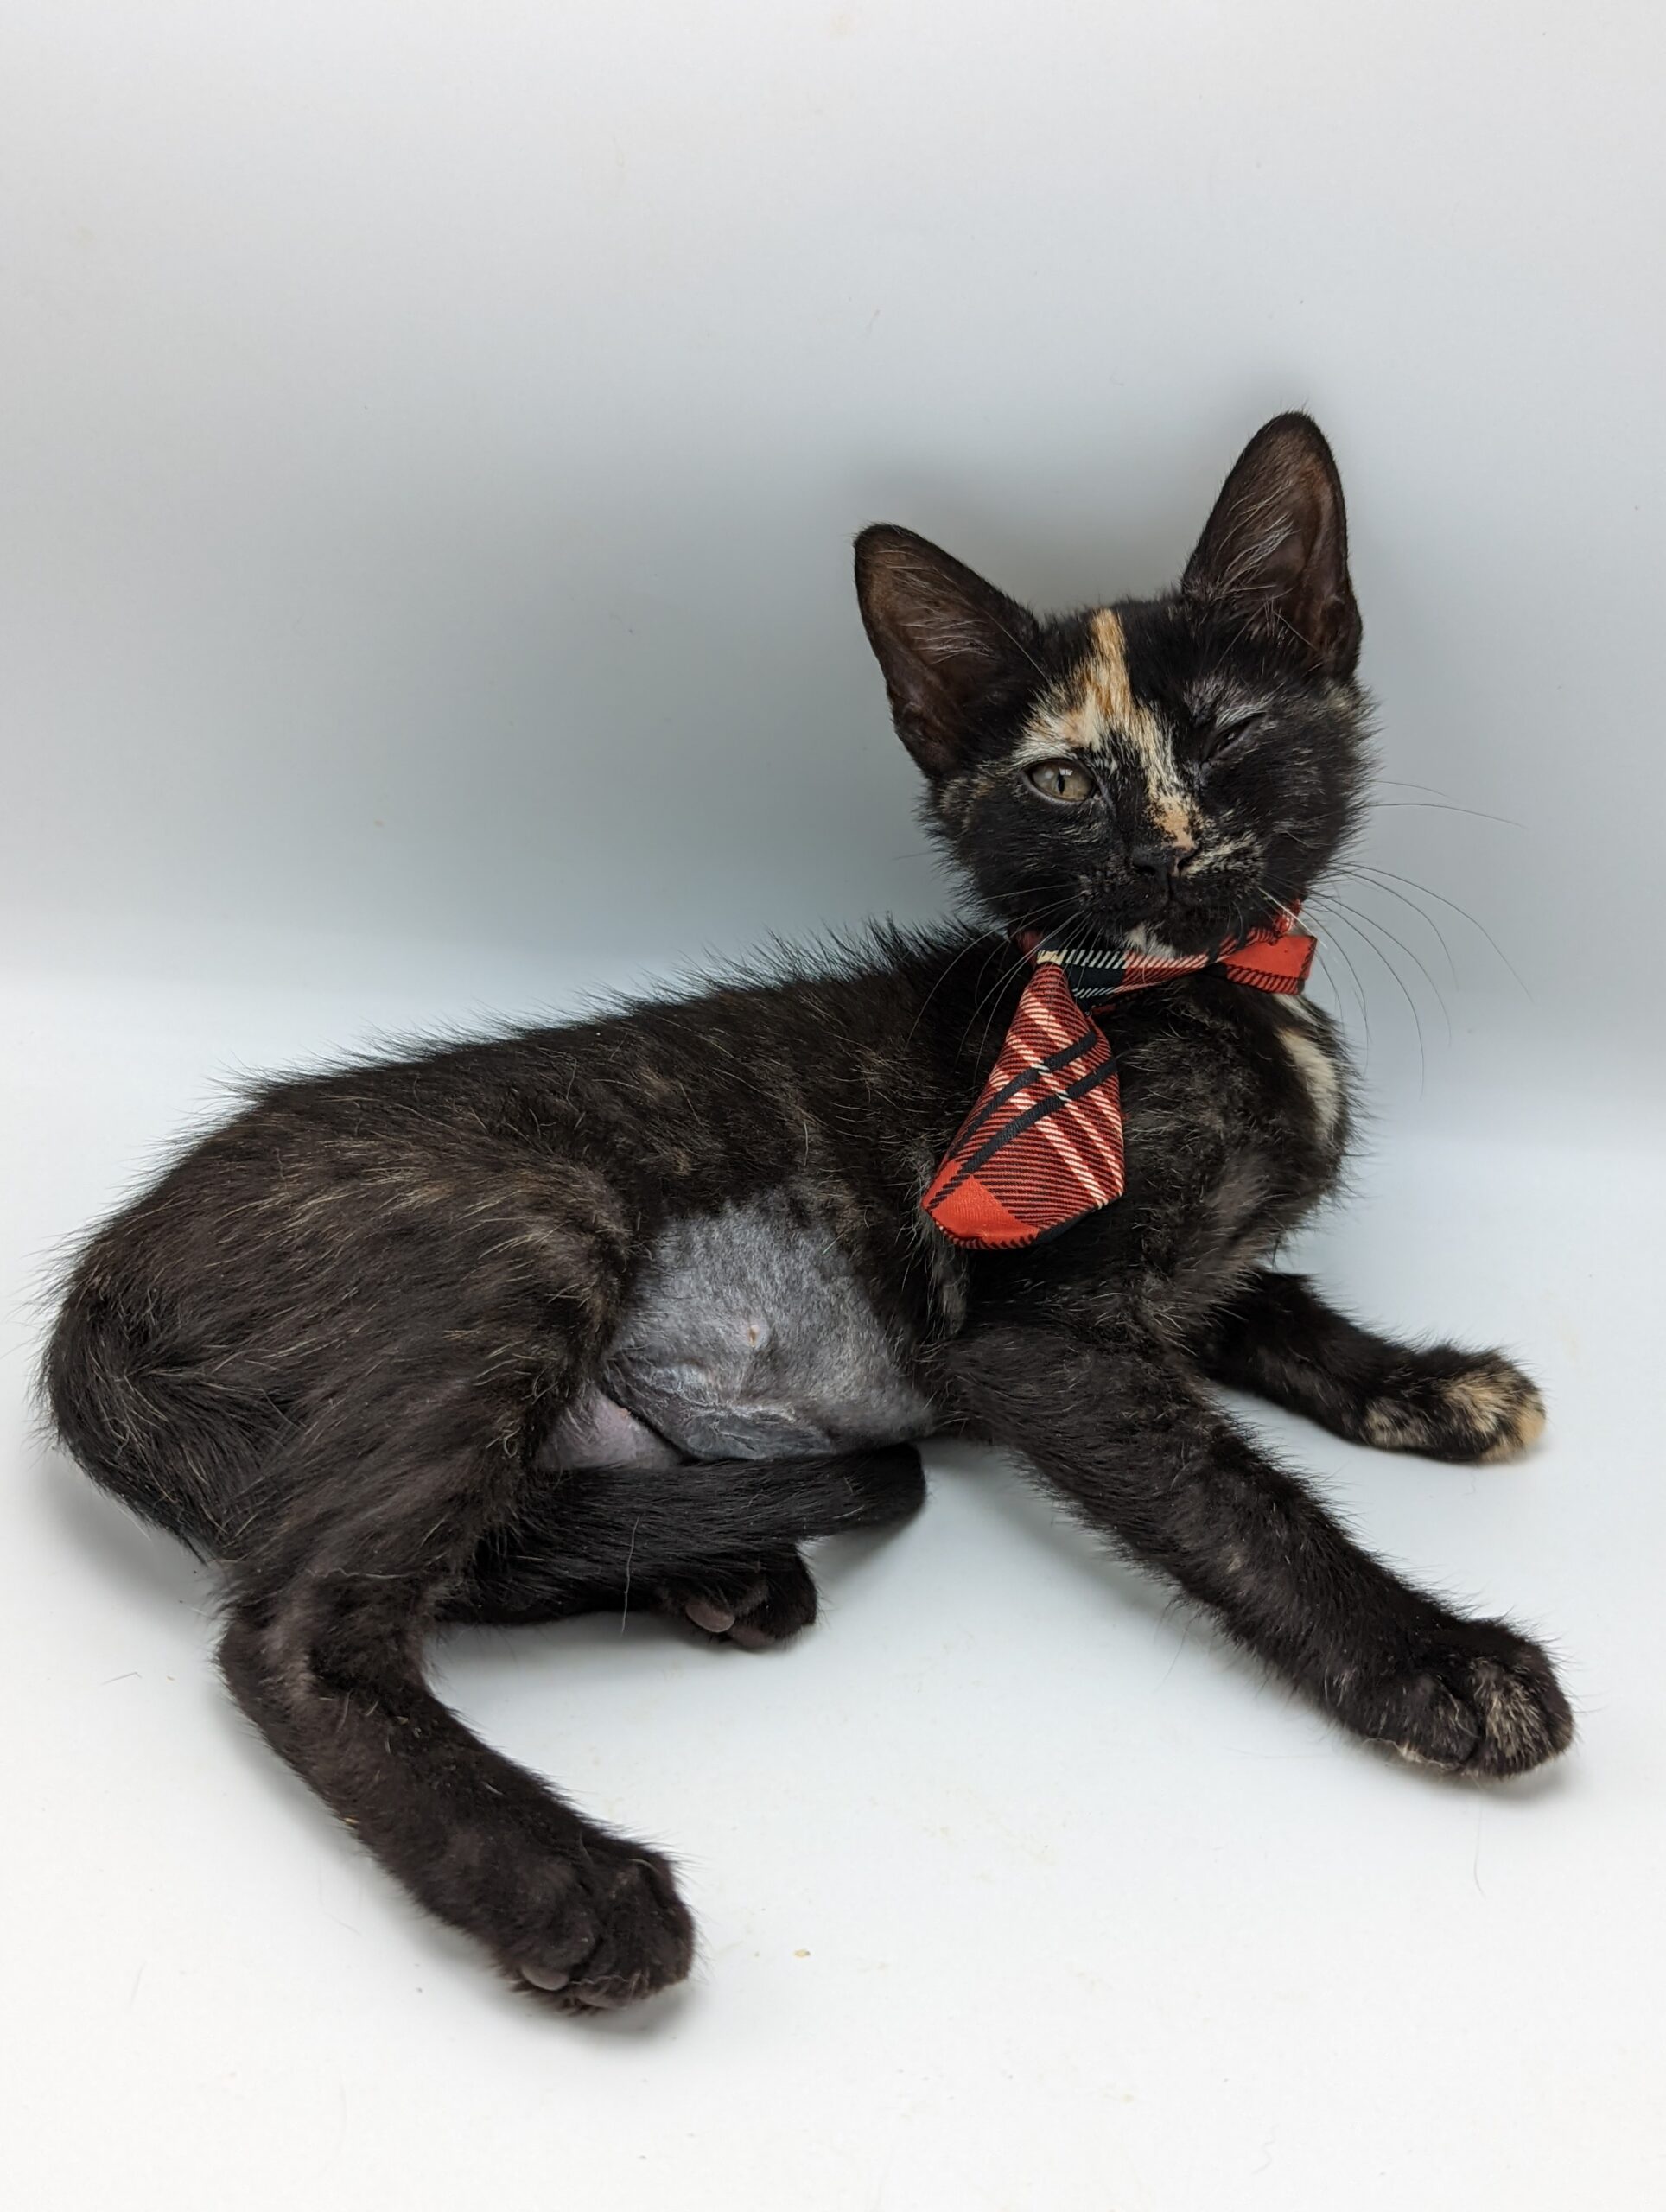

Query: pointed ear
(854, 525), (1040, 775)
(1182, 413), (1362, 677)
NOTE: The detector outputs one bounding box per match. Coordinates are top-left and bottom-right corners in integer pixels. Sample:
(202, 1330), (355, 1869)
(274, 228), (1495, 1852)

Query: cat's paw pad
(514, 1836), (696, 2012)
(1356, 1622), (1573, 1778)
(1358, 1351), (1545, 1464)
(658, 1549), (819, 1649)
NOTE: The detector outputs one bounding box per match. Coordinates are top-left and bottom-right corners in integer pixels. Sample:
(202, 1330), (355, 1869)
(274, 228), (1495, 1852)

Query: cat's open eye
(1025, 759), (1097, 804)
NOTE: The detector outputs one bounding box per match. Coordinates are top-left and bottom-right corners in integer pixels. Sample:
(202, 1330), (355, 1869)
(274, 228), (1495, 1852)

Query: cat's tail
(457, 1444), (928, 1623)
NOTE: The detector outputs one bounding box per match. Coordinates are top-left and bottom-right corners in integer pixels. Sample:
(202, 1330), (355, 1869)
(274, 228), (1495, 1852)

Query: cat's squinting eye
(1026, 759), (1096, 804)
(1207, 715), (1263, 761)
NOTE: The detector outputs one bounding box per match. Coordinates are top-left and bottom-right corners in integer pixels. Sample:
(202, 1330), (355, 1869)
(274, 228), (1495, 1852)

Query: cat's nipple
(743, 1318), (771, 1354)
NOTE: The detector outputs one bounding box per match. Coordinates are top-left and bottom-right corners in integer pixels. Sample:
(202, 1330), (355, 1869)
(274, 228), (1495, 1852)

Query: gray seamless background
(5, 1), (1663, 1137)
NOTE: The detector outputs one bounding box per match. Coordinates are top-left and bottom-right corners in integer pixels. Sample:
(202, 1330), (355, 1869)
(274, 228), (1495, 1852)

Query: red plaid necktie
(921, 912), (1317, 1251)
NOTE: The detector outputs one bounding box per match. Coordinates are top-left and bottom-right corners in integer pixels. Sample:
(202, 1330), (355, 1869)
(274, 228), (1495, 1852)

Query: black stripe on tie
(934, 1056), (1119, 1205)
(949, 1027), (1103, 1156)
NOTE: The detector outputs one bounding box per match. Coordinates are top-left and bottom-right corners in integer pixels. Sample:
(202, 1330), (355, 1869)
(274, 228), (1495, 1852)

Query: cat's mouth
(1063, 887), (1247, 959)
(992, 850), (1293, 960)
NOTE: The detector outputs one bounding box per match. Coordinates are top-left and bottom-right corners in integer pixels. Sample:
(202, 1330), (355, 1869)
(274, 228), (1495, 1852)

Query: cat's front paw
(1347, 1620), (1573, 1778)
(1358, 1349), (1546, 1464)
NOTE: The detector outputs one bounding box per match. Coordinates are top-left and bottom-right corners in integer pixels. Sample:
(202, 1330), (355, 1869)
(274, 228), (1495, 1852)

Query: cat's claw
(658, 1550), (819, 1649)
(683, 1594), (741, 1636)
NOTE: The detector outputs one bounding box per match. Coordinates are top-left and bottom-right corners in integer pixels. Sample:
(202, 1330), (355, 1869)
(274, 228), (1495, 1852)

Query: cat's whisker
(1307, 894), (1430, 1091)
(961, 899), (1099, 1065)
(1293, 884), (1372, 1052)
(1308, 948), (1358, 1042)
(1344, 862), (1529, 997)
(901, 931), (995, 1048)
(913, 887), (1087, 1057)
(1321, 893), (1453, 1046)
(1370, 799), (1523, 830)
(1325, 938), (1372, 1053)
(987, 611), (1052, 685)
(956, 923), (1064, 1060)
(1332, 867), (1459, 986)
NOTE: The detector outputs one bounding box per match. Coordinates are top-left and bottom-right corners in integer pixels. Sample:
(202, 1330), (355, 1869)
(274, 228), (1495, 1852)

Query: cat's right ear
(854, 526), (1040, 776)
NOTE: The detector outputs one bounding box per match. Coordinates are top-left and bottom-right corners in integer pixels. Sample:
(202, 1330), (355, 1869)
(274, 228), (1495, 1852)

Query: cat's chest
(1113, 987), (1351, 1268)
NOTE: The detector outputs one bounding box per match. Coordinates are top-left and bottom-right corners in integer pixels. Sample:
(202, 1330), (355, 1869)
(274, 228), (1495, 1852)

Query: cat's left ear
(854, 525), (1040, 776)
(1182, 413), (1362, 677)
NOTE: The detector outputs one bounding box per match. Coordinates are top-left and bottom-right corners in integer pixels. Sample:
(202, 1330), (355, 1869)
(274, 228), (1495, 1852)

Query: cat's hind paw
(512, 1832), (696, 2011)
(657, 1549), (819, 1649)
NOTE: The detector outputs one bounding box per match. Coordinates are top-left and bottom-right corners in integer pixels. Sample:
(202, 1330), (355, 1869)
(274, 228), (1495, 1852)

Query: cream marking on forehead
(1027, 609), (1199, 846)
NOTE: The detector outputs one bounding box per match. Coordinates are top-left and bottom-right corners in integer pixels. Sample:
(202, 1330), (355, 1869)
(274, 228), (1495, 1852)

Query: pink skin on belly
(544, 1384), (685, 1471)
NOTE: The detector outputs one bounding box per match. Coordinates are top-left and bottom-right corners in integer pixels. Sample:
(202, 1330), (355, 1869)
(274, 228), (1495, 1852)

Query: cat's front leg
(1198, 1268), (1546, 1464)
(938, 1315), (1571, 1777)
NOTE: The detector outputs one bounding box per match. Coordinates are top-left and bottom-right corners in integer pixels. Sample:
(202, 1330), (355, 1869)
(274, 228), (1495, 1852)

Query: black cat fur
(44, 414), (1569, 2012)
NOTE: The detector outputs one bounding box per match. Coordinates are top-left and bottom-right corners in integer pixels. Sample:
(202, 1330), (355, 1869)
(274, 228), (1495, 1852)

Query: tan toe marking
(1361, 1357), (1546, 1461)
(1476, 1382), (1548, 1462)
(1443, 1361), (1546, 1460)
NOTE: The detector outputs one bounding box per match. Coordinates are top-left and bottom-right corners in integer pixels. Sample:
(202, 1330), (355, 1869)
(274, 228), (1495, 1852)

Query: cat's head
(855, 412), (1369, 957)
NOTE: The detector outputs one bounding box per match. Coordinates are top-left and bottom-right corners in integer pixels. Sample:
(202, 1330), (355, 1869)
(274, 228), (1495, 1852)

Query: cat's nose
(1127, 839), (1192, 887)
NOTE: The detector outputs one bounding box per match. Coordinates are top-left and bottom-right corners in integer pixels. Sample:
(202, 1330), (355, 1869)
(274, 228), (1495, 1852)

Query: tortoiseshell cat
(45, 415), (1569, 2012)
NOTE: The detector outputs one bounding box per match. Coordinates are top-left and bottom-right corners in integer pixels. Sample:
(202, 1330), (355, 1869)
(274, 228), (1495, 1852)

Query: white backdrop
(4, 7), (1663, 2210)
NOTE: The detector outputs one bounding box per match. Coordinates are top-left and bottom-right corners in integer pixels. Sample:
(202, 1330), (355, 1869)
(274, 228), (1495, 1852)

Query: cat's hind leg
(215, 1342), (708, 2009)
(1197, 1268), (1546, 1464)
(454, 1443), (926, 1647)
(219, 1566), (696, 2008)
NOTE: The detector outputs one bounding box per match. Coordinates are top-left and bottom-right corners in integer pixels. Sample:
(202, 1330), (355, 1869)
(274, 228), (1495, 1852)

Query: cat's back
(44, 925), (989, 1541)
(50, 926), (994, 1350)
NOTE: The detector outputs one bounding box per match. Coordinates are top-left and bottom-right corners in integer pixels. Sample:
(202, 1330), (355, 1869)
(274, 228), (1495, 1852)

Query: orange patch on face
(1078, 613), (1201, 844)
(1025, 610), (1200, 847)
